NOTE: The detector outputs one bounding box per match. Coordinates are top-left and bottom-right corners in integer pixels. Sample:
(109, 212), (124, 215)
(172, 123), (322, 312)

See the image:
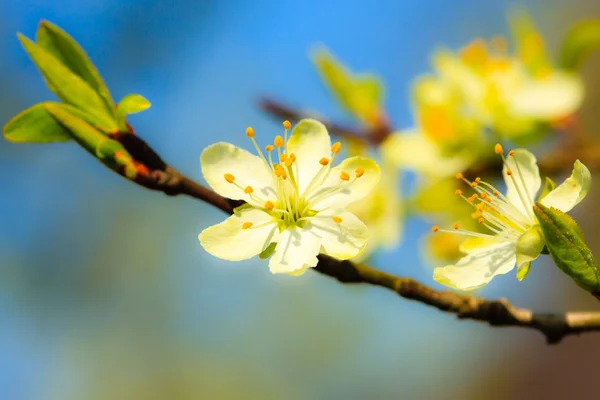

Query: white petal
(201, 142), (276, 205)
(269, 227), (321, 275)
(309, 209), (369, 260)
(502, 148), (541, 216)
(308, 156), (380, 210)
(381, 131), (471, 177)
(541, 160), (591, 213)
(199, 207), (279, 261)
(510, 73), (584, 120)
(433, 242), (516, 291)
(287, 119), (332, 194)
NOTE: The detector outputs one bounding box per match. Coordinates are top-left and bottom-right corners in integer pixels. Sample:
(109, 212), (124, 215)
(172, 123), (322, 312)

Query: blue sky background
(1, 1), (600, 399)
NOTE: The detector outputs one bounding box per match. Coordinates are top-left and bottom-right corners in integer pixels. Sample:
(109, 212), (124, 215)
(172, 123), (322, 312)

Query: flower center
(222, 121), (365, 230)
(432, 144), (536, 242)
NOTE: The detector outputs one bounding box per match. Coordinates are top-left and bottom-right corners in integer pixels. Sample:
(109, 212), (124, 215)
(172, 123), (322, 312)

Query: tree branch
(104, 128), (600, 345)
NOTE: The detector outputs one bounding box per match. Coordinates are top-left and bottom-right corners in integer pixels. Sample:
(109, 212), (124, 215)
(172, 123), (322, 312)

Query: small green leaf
(3, 102), (101, 143)
(17, 33), (118, 132)
(534, 202), (600, 292)
(538, 177), (557, 201)
(558, 19), (600, 70)
(259, 242), (277, 259)
(517, 263), (531, 281)
(4, 103), (71, 143)
(116, 94), (151, 121)
(36, 20), (115, 111)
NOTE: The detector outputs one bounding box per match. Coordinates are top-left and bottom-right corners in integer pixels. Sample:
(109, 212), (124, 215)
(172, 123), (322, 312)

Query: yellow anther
(472, 193), (478, 199)
(472, 210), (482, 218)
(509, 150), (515, 156)
(455, 172), (463, 179)
(471, 181), (478, 188)
(355, 168), (365, 178)
(468, 196), (475, 203)
(486, 197), (493, 203)
(494, 143), (503, 155)
(453, 223), (460, 230)
(506, 169), (513, 176)
(478, 217), (485, 224)
(274, 135), (284, 147)
(264, 201), (274, 211)
(432, 226), (439, 233)
(493, 190), (499, 196)
(319, 157), (330, 166)
(242, 222), (253, 230)
(246, 127), (254, 138)
(332, 216), (343, 224)
(283, 120), (292, 130)
(475, 203), (484, 211)
(331, 142), (341, 154)
(340, 171), (350, 181)
(284, 157), (295, 167)
(280, 153), (288, 162)
(244, 186), (254, 194)
(224, 173), (235, 183)
(475, 177), (481, 183)
(265, 145), (274, 152)
(455, 189), (463, 195)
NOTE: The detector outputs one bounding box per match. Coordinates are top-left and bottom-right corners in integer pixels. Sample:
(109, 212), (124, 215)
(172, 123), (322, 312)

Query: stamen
(332, 216), (342, 224)
(509, 150), (515, 156)
(355, 168), (365, 178)
(432, 226), (439, 232)
(475, 177), (481, 183)
(283, 120), (291, 130)
(242, 222), (253, 230)
(493, 190), (499, 196)
(264, 201), (274, 211)
(274, 136), (284, 147)
(265, 145), (274, 152)
(494, 143), (503, 155)
(280, 154), (288, 162)
(224, 173), (235, 183)
(506, 169), (512, 176)
(340, 171), (350, 181)
(319, 158), (330, 166)
(471, 181), (478, 188)
(455, 172), (463, 179)
(455, 189), (463, 195)
(331, 142), (341, 154)
(244, 186), (254, 194)
(453, 223), (460, 230)
(245, 127), (254, 138)
(478, 217), (485, 224)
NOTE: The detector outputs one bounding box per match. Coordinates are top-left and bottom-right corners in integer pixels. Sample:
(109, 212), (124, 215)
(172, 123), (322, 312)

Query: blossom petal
(269, 227), (321, 275)
(381, 131), (471, 177)
(199, 207), (279, 261)
(308, 156), (380, 211)
(201, 142), (276, 205)
(309, 209), (369, 260)
(433, 242), (516, 291)
(287, 119), (332, 194)
(540, 160), (591, 213)
(502, 148), (541, 216)
(510, 73), (584, 120)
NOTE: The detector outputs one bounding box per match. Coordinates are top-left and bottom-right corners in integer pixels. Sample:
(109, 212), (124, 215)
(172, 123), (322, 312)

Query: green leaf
(538, 177), (557, 201)
(534, 202), (600, 293)
(17, 33), (118, 133)
(558, 19), (600, 70)
(516, 263), (531, 281)
(35, 20), (115, 111)
(259, 242), (277, 259)
(4, 103), (71, 143)
(116, 94), (151, 121)
(3, 102), (102, 143)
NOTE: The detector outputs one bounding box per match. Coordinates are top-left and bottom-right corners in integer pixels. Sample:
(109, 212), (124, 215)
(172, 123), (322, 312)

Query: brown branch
(102, 128), (600, 344)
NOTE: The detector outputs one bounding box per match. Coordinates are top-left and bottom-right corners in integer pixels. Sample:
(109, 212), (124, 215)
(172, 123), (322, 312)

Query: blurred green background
(1, 0), (600, 399)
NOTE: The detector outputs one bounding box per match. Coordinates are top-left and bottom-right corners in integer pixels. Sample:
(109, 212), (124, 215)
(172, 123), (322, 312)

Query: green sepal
(259, 242), (277, 259)
(17, 33), (118, 132)
(539, 177), (557, 201)
(534, 202), (600, 292)
(35, 20), (115, 111)
(116, 94), (151, 130)
(515, 225), (545, 281)
(558, 19), (600, 70)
